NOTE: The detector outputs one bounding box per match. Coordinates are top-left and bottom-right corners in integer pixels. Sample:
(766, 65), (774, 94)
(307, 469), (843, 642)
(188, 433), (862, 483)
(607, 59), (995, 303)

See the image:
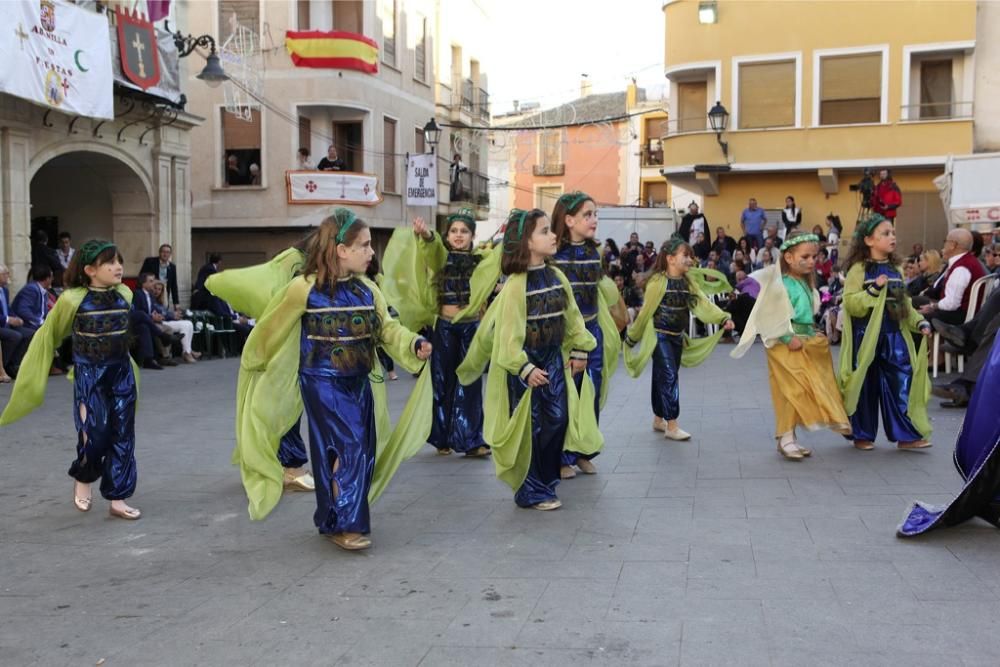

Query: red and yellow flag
(284, 30), (379, 73)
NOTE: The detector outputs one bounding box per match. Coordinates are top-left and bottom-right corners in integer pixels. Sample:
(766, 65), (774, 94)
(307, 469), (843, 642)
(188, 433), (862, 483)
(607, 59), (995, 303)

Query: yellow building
(660, 0), (976, 251)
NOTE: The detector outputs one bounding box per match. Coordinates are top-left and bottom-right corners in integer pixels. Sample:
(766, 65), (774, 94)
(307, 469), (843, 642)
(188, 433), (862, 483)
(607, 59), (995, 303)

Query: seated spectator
(921, 229), (987, 326)
(12, 264), (54, 333)
(692, 232), (711, 261)
(909, 249), (943, 300)
(0, 263), (34, 381)
(191, 253), (224, 311)
(31, 229), (64, 279)
(712, 226), (737, 260)
(736, 237), (756, 265)
(642, 241), (658, 267)
(908, 243), (924, 264)
(984, 243), (1000, 276)
(753, 237), (780, 269)
(931, 285), (1000, 407)
(602, 239), (621, 271)
(615, 274), (643, 325)
(151, 280), (200, 364)
(816, 248), (833, 284)
(131, 272), (179, 370)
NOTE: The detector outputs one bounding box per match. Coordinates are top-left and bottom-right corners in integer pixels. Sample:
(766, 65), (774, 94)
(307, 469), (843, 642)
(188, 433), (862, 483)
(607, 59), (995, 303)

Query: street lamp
(707, 100), (729, 159)
(423, 118), (442, 153)
(167, 23), (230, 88)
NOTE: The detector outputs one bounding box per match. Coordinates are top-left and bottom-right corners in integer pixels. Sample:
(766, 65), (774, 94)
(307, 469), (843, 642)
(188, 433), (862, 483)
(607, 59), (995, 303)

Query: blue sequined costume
(849, 262), (923, 443)
(428, 249), (486, 453)
(650, 277), (691, 421)
(68, 288), (138, 500)
(553, 242), (603, 465)
(508, 266), (570, 507)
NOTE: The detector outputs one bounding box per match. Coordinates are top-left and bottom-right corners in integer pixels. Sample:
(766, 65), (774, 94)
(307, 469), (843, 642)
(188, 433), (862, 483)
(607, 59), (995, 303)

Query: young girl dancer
(732, 231), (851, 460)
(381, 208), (500, 457)
(236, 210), (433, 550)
(550, 192), (622, 478)
(206, 238), (316, 492)
(457, 209), (596, 510)
(839, 214), (931, 450)
(1, 240), (141, 519)
(623, 237), (733, 441)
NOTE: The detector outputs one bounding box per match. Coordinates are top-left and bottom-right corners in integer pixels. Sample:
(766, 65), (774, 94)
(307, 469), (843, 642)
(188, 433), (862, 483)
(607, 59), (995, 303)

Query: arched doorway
(29, 150), (155, 278)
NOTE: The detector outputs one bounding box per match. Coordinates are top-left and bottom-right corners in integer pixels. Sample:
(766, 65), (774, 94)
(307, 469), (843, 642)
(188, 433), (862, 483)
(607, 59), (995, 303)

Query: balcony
(449, 171), (489, 211)
(901, 101), (974, 122)
(641, 147), (664, 167)
(462, 79), (475, 114)
(533, 163), (565, 177)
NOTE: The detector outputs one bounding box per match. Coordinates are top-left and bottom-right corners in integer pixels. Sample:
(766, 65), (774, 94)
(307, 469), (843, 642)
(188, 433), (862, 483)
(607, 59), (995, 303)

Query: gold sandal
(329, 533), (371, 550)
(109, 505), (141, 520)
(898, 440), (932, 450)
(777, 440), (804, 461)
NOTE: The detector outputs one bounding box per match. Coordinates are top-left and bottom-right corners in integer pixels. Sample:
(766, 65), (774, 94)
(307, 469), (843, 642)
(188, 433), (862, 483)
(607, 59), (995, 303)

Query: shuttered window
(414, 16), (427, 81)
(677, 81), (707, 132)
(819, 53), (882, 125)
(382, 0), (396, 65)
(738, 60), (795, 129)
(383, 117), (397, 192)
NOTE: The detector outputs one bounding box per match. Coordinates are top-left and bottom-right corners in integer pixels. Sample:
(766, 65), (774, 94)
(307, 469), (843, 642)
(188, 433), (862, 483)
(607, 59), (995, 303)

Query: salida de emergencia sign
(406, 153), (437, 206)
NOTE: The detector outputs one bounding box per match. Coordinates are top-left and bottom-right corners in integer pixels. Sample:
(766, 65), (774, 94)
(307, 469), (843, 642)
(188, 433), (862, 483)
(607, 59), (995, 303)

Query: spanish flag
(284, 30), (379, 73)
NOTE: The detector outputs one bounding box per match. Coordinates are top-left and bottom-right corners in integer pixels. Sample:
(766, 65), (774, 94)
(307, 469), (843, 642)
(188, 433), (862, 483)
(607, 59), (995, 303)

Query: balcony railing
(462, 79), (475, 114)
(478, 88), (489, 120)
(901, 100), (974, 121)
(450, 171), (489, 207)
(533, 163), (565, 176)
(641, 147), (664, 167)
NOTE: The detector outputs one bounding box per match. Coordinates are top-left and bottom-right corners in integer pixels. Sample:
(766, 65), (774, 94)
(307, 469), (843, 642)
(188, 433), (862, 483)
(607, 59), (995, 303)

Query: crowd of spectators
(0, 235), (248, 380)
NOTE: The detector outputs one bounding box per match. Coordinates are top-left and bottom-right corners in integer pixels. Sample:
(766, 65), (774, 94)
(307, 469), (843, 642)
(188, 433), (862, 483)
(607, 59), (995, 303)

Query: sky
(482, 0), (667, 115)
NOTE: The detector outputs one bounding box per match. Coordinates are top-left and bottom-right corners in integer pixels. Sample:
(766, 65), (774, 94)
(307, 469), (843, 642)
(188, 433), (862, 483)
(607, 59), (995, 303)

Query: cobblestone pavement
(1, 346), (998, 666)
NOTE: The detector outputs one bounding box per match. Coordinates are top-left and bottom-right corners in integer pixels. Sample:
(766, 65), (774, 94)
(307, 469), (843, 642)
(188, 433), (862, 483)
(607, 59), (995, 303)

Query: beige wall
(974, 1), (1000, 152)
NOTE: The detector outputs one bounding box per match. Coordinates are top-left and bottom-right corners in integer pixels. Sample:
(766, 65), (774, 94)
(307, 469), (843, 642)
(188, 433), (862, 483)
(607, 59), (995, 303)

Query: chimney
(513, 100), (519, 112)
(580, 75), (592, 98)
(626, 79), (637, 110)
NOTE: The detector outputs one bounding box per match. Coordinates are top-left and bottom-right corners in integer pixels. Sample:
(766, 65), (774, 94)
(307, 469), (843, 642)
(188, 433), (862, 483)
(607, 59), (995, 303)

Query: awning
(934, 153), (1000, 229)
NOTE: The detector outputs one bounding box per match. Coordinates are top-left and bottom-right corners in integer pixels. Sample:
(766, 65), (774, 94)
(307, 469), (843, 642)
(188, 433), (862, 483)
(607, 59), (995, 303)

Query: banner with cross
(116, 8), (160, 91)
(286, 170), (382, 206)
(0, 0), (114, 119)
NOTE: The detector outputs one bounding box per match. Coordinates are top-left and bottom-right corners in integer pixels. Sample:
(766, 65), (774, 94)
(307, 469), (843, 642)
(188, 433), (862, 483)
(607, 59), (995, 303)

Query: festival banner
(0, 0), (115, 119)
(286, 171), (382, 206)
(405, 153), (438, 206)
(284, 30), (378, 73)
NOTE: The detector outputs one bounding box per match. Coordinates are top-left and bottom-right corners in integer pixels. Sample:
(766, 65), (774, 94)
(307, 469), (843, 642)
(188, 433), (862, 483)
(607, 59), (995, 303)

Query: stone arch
(29, 145), (156, 275)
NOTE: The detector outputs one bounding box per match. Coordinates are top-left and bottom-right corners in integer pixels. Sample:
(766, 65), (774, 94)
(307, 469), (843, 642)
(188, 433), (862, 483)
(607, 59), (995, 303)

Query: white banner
(0, 0), (114, 119)
(286, 171), (382, 206)
(406, 153), (438, 206)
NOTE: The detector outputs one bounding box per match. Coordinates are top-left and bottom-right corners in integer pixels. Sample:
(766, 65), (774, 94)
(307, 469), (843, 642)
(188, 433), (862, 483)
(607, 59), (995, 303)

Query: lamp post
(423, 117), (442, 154)
(708, 100), (729, 159)
(166, 22), (229, 88)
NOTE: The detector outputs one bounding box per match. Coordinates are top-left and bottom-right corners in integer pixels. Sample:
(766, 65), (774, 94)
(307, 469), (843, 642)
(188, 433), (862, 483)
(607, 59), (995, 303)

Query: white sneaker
(664, 427), (691, 441)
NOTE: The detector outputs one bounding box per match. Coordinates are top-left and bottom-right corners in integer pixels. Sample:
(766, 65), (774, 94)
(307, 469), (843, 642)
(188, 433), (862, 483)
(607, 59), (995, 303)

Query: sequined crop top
(552, 242), (602, 320)
(300, 278), (380, 376)
(653, 277), (693, 334)
(72, 288), (131, 364)
(524, 265), (568, 350)
(438, 250), (481, 307)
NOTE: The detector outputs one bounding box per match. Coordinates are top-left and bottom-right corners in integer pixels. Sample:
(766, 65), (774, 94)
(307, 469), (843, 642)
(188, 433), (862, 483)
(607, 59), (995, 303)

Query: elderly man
(922, 228), (988, 326)
(0, 264), (33, 378)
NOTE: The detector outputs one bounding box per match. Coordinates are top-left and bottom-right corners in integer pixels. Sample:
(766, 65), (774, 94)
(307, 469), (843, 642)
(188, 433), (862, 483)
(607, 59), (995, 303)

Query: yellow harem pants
(765, 336), (851, 438)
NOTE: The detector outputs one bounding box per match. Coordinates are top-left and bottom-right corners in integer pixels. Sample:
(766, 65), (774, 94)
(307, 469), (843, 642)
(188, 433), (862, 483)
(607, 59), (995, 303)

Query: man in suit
(130, 273), (176, 370)
(12, 264), (54, 332)
(0, 264), (33, 377)
(139, 244), (179, 307)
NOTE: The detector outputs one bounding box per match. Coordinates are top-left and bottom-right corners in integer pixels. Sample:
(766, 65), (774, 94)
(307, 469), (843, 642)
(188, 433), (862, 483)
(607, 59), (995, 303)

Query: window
(221, 107), (262, 187)
(334, 0), (363, 33)
(218, 0), (258, 43)
(643, 117), (664, 165)
(677, 81), (707, 132)
(536, 185), (563, 210)
(819, 53), (882, 125)
(383, 117), (397, 192)
(296, 0), (362, 32)
(738, 60), (796, 129)
(382, 0), (396, 65)
(534, 130), (563, 176)
(643, 182), (670, 207)
(414, 16), (427, 82)
(298, 116), (311, 158)
(414, 127), (425, 153)
(919, 59), (953, 119)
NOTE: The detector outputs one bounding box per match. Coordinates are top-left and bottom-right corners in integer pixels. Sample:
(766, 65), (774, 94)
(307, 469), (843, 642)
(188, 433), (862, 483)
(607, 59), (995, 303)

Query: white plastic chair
(932, 275), (996, 378)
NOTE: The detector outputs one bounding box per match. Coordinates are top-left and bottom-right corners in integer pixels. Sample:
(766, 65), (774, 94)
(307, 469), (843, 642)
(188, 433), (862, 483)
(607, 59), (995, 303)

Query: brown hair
(64, 242), (124, 288)
(653, 239), (692, 274)
(302, 211), (369, 289)
(550, 192), (596, 247)
(500, 208), (548, 275)
(779, 230), (818, 289)
(842, 219), (901, 273)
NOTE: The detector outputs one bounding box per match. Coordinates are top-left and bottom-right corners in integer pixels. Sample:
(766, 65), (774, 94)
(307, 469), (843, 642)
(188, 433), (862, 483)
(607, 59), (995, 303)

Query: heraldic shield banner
(0, 0), (114, 119)
(117, 9), (160, 90)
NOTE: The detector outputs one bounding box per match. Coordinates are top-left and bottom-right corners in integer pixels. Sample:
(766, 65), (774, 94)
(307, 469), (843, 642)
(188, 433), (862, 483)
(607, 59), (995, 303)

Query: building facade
(659, 0), (977, 250)
(183, 0), (490, 275)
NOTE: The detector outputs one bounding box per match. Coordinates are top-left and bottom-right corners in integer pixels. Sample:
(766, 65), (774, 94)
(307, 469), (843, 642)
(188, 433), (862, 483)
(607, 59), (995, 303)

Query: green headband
(333, 208), (358, 244)
(853, 213), (888, 239)
(557, 191), (591, 213)
(447, 208), (476, 233)
(662, 234), (687, 256)
(779, 233), (820, 253)
(503, 209), (530, 254)
(79, 240), (116, 266)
